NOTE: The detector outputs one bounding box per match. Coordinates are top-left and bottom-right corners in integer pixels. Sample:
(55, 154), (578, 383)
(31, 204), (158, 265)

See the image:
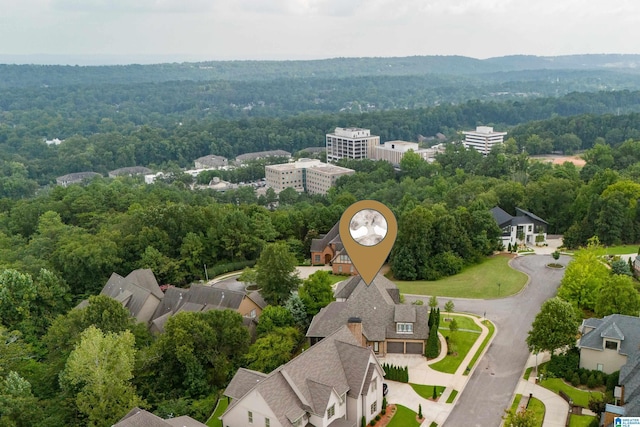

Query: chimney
(347, 317), (365, 347)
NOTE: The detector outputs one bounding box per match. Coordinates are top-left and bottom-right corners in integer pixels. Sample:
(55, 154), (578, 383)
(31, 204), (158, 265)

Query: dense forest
(1, 55), (640, 426)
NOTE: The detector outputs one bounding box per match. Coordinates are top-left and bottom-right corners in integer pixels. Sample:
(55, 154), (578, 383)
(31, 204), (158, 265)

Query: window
(605, 340), (618, 350)
(597, 363), (604, 372)
(373, 342), (379, 353)
(314, 254), (321, 263)
(327, 404), (335, 419)
(250, 309), (256, 318)
(265, 418), (270, 427)
(371, 401), (377, 414)
(248, 411), (253, 423)
(396, 323), (413, 333)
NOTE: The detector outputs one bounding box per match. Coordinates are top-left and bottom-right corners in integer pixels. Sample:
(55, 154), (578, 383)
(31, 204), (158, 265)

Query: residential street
(405, 254), (570, 427)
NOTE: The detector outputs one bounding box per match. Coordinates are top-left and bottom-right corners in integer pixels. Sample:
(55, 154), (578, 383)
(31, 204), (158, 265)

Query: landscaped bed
(539, 378), (603, 408)
(386, 404), (421, 427)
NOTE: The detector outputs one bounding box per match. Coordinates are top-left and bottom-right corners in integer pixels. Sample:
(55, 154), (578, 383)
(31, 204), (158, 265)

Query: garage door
(387, 342), (404, 353)
(406, 342), (423, 354)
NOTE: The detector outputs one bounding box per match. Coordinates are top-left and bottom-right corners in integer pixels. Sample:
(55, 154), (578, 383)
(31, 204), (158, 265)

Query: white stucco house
(221, 325), (385, 427)
(491, 206), (548, 249)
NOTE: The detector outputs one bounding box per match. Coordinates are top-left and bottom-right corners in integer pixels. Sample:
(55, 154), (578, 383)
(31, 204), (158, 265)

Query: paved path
(382, 314), (492, 426)
(403, 254), (571, 427)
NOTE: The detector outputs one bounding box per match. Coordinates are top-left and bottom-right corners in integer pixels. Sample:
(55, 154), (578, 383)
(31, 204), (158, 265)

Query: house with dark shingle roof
(491, 206), (548, 248)
(114, 407), (207, 427)
(148, 284), (265, 334)
(310, 222), (357, 276)
(578, 314), (640, 374)
(99, 269), (164, 324)
(307, 274), (429, 355)
(221, 325), (384, 427)
(108, 166), (153, 178)
(56, 171), (102, 187)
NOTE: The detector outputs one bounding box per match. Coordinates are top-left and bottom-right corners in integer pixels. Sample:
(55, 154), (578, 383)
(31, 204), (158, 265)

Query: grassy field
(603, 244), (640, 255)
(439, 314), (481, 332)
(569, 414), (597, 426)
(510, 394), (522, 412)
(327, 274), (351, 285)
(539, 378), (603, 408)
(430, 329), (481, 374)
(409, 383), (446, 400)
(524, 367), (533, 380)
(446, 389), (458, 404)
(393, 255), (528, 298)
(464, 320), (495, 375)
(205, 397), (228, 427)
(388, 404), (420, 427)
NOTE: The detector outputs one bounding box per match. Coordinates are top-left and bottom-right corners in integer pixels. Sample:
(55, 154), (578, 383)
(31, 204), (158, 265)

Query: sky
(0, 0), (638, 64)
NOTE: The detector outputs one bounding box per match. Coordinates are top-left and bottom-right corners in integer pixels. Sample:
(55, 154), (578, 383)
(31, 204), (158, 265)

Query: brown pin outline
(339, 200), (397, 285)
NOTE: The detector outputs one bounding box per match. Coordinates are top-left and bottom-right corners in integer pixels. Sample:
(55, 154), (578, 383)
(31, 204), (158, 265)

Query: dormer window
(397, 323), (413, 333)
(605, 340), (618, 350)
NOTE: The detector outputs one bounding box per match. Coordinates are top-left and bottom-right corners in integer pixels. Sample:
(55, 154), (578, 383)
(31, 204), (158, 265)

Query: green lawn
(388, 404), (420, 427)
(539, 378), (603, 408)
(393, 255), (527, 298)
(511, 394), (523, 412)
(430, 329), (481, 374)
(528, 397), (545, 427)
(464, 320), (495, 375)
(603, 244), (640, 255)
(409, 383), (445, 400)
(327, 274), (352, 286)
(569, 414), (597, 427)
(439, 314), (481, 332)
(206, 397), (228, 427)
(446, 389), (458, 404)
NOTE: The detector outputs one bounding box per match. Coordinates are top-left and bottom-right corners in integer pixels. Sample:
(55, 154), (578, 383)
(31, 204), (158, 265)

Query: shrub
(375, 415), (381, 421)
(361, 416), (366, 427)
(432, 387), (437, 399)
(571, 373), (581, 387)
(606, 371), (620, 392)
(587, 374), (597, 389)
(370, 420), (376, 426)
(580, 371), (589, 385)
(418, 404), (423, 419)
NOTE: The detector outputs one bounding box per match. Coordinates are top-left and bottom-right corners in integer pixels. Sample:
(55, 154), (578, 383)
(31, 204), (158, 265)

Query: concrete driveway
(404, 254), (571, 427)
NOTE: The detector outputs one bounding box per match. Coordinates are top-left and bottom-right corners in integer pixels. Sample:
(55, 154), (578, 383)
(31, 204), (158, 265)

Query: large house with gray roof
(149, 284), (265, 334)
(99, 269), (165, 324)
(221, 325), (384, 427)
(578, 314), (640, 374)
(491, 206), (548, 248)
(307, 274), (430, 355)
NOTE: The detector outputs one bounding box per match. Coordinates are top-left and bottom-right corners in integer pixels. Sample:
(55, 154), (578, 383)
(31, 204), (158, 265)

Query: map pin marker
(339, 200), (397, 286)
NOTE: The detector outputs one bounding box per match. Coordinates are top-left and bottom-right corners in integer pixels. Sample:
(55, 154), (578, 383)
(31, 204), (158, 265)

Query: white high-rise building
(325, 127), (380, 162)
(370, 140), (444, 166)
(463, 126), (507, 155)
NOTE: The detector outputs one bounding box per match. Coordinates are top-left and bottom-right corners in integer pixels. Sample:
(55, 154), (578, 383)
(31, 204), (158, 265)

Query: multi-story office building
(370, 140), (443, 166)
(265, 158), (354, 195)
(463, 126), (507, 155)
(325, 127), (380, 162)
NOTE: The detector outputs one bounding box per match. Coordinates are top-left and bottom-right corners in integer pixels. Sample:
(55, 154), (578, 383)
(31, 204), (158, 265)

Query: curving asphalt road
(405, 254), (571, 427)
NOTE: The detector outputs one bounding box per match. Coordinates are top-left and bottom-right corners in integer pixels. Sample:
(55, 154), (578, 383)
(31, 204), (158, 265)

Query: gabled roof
(579, 314), (640, 356)
(334, 276), (360, 300)
(310, 222), (341, 253)
(621, 351), (640, 416)
(114, 407), (206, 427)
(307, 274), (429, 342)
(516, 207), (548, 225)
(225, 368), (268, 400)
(490, 206), (513, 227)
(223, 326), (378, 427)
(100, 269), (163, 320)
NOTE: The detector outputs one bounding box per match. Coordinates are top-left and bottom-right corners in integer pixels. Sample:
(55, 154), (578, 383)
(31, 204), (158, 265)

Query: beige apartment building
(325, 127), (380, 162)
(265, 158), (354, 195)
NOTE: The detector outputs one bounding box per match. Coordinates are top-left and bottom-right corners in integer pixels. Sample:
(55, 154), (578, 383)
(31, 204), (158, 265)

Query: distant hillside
(1, 54), (640, 88)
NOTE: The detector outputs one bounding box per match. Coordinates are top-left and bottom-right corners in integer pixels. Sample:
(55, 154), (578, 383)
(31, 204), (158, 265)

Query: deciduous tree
(255, 242), (301, 306)
(595, 274), (640, 317)
(526, 297), (579, 356)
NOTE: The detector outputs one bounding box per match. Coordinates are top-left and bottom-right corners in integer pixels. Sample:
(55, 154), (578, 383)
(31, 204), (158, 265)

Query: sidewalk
(382, 314), (493, 426)
(513, 352), (573, 427)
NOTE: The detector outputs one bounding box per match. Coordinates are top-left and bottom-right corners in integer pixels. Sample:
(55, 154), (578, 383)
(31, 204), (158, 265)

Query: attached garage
(387, 342), (404, 354)
(405, 342), (423, 354)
